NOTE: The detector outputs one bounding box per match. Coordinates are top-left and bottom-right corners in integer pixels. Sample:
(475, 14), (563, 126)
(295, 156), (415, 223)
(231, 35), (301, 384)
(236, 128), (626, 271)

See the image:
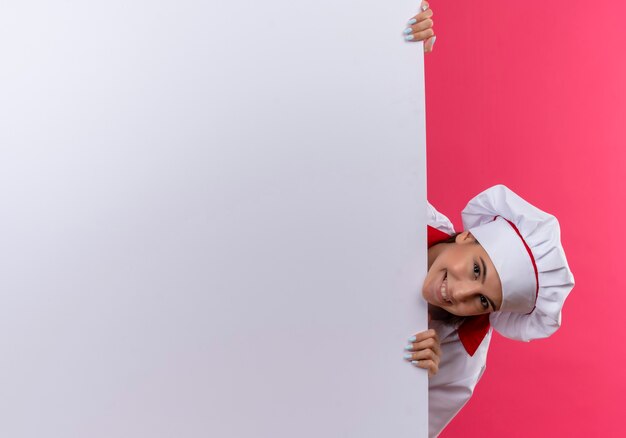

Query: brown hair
(437, 232), (481, 245)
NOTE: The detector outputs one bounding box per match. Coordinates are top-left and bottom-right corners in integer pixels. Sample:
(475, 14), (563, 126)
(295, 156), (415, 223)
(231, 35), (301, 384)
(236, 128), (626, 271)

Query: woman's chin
(422, 284), (441, 308)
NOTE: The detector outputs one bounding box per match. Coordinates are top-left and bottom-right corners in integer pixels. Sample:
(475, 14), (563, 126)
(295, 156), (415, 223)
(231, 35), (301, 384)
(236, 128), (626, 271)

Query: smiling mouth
(440, 272), (452, 305)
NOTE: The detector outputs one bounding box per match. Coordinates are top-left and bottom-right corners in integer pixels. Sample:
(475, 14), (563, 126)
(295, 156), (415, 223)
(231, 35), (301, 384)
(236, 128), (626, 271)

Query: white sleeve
(428, 328), (492, 437)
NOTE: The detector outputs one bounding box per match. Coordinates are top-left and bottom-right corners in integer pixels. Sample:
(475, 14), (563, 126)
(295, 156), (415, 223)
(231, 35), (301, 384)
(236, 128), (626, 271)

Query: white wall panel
(0, 1), (428, 436)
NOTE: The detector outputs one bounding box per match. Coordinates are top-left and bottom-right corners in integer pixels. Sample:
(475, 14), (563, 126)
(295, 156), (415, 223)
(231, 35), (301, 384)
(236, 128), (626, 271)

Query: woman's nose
(450, 281), (481, 303)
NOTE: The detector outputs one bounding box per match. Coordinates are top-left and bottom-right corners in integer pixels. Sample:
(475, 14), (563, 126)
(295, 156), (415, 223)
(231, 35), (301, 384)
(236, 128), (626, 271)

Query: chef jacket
(426, 202), (492, 438)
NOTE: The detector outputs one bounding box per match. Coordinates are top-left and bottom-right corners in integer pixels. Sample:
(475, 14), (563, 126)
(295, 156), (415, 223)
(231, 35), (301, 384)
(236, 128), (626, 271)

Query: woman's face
(423, 231), (503, 316)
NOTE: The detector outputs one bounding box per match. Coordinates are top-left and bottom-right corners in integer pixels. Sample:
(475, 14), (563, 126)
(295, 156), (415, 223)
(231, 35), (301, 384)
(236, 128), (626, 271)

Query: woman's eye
(479, 295), (489, 310)
(473, 263), (480, 279)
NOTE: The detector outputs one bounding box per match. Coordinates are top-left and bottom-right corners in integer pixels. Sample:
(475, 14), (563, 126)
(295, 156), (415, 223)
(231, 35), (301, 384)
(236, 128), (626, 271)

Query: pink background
(424, 1), (626, 436)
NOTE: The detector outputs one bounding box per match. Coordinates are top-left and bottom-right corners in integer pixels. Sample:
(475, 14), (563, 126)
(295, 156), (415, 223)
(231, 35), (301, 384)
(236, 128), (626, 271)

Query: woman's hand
(403, 1), (436, 53)
(404, 329), (441, 377)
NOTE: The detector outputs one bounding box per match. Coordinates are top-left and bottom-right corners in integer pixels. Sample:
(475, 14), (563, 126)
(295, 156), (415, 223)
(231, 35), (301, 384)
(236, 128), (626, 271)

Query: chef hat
(461, 185), (575, 342)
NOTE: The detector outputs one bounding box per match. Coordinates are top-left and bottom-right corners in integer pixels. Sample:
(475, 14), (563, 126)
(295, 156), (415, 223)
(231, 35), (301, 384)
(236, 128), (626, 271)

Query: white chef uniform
(425, 185), (575, 437)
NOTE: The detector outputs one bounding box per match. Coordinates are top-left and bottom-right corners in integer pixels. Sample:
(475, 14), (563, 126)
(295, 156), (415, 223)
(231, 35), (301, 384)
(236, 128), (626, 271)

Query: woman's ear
(455, 231), (477, 245)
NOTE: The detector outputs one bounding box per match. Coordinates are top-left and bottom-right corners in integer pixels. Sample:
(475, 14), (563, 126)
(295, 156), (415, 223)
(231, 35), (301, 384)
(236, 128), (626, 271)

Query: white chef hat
(461, 185), (575, 342)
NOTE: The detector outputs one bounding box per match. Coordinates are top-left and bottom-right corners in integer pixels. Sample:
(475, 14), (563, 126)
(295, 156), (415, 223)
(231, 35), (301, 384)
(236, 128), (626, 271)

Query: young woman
(404, 7), (575, 437)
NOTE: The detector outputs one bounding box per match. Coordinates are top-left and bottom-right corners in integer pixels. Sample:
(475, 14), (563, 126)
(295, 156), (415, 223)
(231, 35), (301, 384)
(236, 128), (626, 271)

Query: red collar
(427, 226), (491, 356)
(427, 225), (452, 248)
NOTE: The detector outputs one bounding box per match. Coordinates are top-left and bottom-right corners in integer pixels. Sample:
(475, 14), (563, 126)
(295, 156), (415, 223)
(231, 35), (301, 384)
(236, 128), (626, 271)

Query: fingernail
(408, 18), (417, 25)
(411, 360), (420, 365)
(405, 35), (414, 41)
(421, 5), (428, 12)
(403, 27), (413, 34)
(425, 36), (436, 53)
(404, 344), (413, 350)
(408, 336), (416, 342)
(404, 353), (412, 359)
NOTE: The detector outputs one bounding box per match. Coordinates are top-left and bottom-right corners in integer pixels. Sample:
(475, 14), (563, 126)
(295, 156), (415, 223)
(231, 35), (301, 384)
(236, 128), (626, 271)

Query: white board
(0, 1), (428, 437)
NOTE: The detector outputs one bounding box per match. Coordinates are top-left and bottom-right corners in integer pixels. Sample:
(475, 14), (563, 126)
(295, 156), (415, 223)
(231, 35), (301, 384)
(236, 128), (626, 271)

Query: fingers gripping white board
(0, 1), (428, 437)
